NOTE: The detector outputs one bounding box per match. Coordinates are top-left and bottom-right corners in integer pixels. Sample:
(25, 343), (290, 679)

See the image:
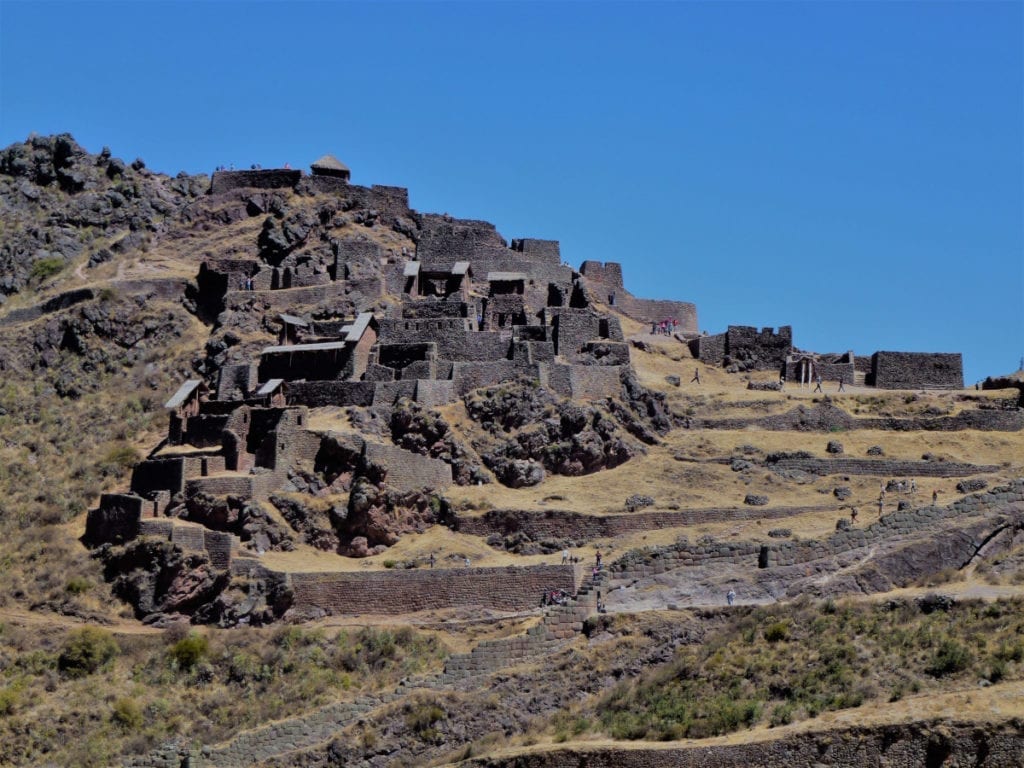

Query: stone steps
(127, 591), (595, 768)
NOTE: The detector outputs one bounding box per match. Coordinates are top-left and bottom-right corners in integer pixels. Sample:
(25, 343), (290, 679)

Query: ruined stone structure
(86, 159), (672, 621)
(690, 325), (793, 372)
(85, 157), (978, 630)
(687, 325), (962, 391)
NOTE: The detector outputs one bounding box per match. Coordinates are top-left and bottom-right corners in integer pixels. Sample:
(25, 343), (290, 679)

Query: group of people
(652, 319), (680, 335)
(239, 276), (256, 291)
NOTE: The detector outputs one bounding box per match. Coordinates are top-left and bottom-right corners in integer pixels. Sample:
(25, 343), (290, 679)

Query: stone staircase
(125, 577), (597, 768)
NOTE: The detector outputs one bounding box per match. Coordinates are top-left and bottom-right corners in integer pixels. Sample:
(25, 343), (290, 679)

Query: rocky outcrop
(338, 479), (450, 554)
(96, 537), (228, 620)
(0, 134), (206, 300)
(465, 378), (650, 487)
(389, 398), (483, 484)
(179, 493), (295, 552)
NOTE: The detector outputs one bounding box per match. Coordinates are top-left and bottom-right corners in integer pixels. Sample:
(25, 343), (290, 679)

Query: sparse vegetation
(29, 256), (65, 282)
(564, 598), (1024, 742)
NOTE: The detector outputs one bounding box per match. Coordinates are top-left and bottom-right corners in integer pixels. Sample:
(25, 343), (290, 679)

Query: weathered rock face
(179, 492), (295, 552)
(389, 398), (483, 484)
(338, 479), (450, 554)
(464, 377), (667, 487)
(269, 493), (343, 552)
(97, 537), (227, 620)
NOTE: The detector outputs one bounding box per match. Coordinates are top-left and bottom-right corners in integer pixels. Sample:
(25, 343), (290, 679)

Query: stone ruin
(83, 156), (970, 625)
(84, 157), (683, 624)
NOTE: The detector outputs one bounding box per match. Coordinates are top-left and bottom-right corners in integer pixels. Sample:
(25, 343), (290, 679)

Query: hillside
(0, 135), (1022, 767)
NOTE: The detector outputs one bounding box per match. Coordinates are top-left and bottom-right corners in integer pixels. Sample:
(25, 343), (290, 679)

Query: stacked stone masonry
(287, 564), (577, 615)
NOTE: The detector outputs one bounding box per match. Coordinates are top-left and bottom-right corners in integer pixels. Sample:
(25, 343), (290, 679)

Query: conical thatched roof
(311, 154), (350, 174)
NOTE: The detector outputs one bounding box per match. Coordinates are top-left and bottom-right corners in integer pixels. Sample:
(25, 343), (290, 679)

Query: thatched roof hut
(310, 154), (350, 180)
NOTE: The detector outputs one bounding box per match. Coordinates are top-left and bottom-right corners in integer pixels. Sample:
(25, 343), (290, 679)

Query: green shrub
(98, 443), (141, 478)
(926, 638), (972, 677)
(65, 576), (91, 595)
(405, 698), (446, 743)
(58, 627), (119, 678)
(0, 685), (20, 716)
(764, 620), (790, 643)
(30, 256), (65, 282)
(111, 697), (143, 730)
(168, 632), (209, 670)
(769, 702), (795, 727)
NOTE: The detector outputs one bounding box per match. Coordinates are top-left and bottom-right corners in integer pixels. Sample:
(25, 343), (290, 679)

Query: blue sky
(1, 1), (1021, 383)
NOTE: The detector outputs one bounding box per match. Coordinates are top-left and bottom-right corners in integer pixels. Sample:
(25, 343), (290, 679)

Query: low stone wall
(460, 720), (1024, 768)
(768, 457), (1000, 478)
(185, 475), (256, 498)
(0, 287), (95, 326)
(691, 402), (1024, 433)
(569, 364), (625, 400)
(287, 564), (576, 615)
(415, 379), (458, 407)
(760, 481), (1024, 568)
(457, 505), (822, 542)
(209, 169), (302, 194)
(611, 539), (762, 579)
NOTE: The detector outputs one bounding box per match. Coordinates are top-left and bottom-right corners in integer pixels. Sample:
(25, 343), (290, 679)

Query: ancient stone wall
(415, 379), (458, 408)
(689, 333), (726, 364)
(258, 345), (352, 382)
(83, 494), (146, 545)
(552, 308), (602, 356)
(204, 530), (234, 569)
(759, 481), (1024, 567)
(223, 279), (383, 314)
(185, 476), (256, 498)
(334, 238), (385, 281)
(451, 361), (541, 396)
(371, 380), (419, 405)
(131, 458), (186, 496)
(398, 301), (468, 320)
(810, 359), (856, 384)
(569, 364), (626, 400)
(416, 215), (506, 266)
(511, 238), (561, 264)
(217, 364), (257, 400)
(872, 351), (964, 390)
(209, 169), (302, 195)
(285, 381), (377, 408)
(725, 325), (791, 369)
(579, 260), (624, 290)
(287, 564), (576, 615)
(363, 442), (453, 492)
(456, 505), (824, 542)
(182, 414), (230, 447)
(171, 523), (207, 552)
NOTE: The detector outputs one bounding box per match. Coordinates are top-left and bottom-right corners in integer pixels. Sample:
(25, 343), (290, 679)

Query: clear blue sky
(1, 1), (1021, 383)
